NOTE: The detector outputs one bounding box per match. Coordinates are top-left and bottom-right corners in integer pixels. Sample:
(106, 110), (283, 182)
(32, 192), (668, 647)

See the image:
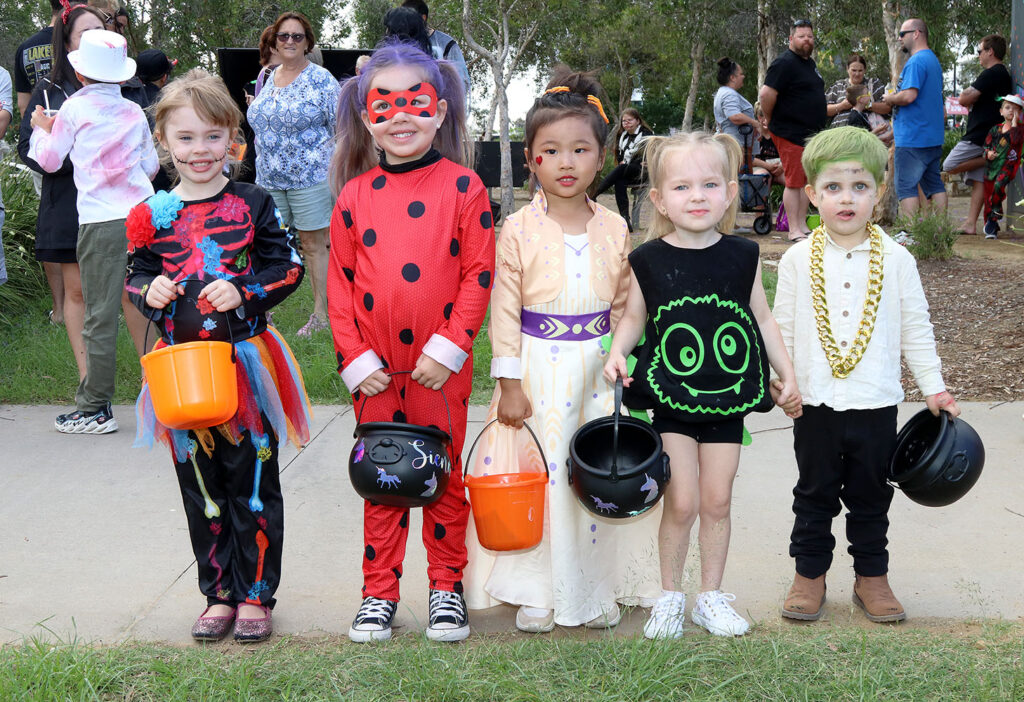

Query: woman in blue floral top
(247, 11), (340, 336)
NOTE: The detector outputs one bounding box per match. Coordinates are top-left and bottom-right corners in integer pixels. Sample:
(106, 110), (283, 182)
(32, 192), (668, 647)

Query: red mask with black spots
(366, 83), (439, 124)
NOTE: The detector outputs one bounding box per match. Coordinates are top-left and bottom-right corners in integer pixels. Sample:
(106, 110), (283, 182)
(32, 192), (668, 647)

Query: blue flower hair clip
(148, 190), (185, 229)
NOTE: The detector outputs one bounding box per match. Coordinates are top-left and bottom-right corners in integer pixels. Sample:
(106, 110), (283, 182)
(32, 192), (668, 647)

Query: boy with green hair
(771, 126), (960, 623)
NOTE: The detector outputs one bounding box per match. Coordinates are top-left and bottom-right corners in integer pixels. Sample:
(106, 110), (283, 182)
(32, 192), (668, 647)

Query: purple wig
(331, 39), (471, 195)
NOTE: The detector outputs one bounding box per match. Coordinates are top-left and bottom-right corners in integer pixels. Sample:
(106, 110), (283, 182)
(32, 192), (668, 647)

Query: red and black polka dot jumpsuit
(327, 150), (495, 601)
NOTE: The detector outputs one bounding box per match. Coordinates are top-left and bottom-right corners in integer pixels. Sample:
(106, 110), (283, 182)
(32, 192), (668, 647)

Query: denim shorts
(895, 146), (945, 200)
(266, 180), (334, 231)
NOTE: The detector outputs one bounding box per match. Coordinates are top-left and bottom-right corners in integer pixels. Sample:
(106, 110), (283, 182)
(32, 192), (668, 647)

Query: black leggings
(595, 161), (643, 226)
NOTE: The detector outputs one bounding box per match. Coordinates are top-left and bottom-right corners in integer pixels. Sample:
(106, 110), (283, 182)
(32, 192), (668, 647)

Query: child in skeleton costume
(126, 70), (311, 643)
(605, 132), (801, 639)
(773, 127), (960, 624)
(463, 71), (662, 633)
(327, 41), (493, 643)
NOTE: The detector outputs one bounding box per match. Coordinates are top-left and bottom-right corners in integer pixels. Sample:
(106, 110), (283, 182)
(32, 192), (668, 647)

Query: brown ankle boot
(852, 574), (906, 622)
(781, 573), (826, 621)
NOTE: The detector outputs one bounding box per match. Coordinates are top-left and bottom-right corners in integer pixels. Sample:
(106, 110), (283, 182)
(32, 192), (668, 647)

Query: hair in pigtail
(329, 39), (472, 197)
(642, 131), (741, 242)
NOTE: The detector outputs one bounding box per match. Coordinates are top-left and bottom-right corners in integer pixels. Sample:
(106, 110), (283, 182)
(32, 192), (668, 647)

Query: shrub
(942, 128), (965, 163)
(0, 156), (47, 325)
(894, 210), (958, 261)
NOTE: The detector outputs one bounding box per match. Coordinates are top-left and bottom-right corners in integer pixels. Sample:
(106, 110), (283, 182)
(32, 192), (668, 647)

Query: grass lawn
(2, 625), (1021, 700)
(0, 265), (777, 407)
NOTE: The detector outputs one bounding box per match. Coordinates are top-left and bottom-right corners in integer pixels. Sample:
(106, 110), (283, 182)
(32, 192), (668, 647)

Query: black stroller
(736, 124), (773, 236)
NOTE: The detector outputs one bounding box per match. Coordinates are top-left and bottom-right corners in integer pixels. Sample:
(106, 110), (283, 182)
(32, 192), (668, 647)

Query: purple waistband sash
(520, 308), (610, 341)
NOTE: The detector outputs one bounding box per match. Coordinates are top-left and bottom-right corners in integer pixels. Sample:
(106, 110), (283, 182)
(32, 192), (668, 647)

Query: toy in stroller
(736, 124), (773, 236)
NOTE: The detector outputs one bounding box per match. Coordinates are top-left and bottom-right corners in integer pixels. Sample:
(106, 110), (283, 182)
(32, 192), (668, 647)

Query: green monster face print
(647, 294), (767, 415)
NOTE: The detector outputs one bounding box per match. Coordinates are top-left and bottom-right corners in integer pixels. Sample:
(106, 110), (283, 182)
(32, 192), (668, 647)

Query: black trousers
(595, 161), (643, 224)
(790, 404), (897, 579)
(173, 418), (283, 608)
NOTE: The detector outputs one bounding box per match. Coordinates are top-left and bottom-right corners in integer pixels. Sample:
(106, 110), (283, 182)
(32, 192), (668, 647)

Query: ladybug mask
(366, 83), (439, 123)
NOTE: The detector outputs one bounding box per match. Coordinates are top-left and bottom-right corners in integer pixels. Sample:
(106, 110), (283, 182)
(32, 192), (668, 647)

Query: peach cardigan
(489, 190), (631, 379)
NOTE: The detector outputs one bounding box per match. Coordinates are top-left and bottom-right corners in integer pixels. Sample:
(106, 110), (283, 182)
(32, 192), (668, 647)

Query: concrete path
(1, 402), (1021, 645)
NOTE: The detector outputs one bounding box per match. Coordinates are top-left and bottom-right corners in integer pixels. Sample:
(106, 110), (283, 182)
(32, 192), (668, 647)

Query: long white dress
(464, 232), (662, 626)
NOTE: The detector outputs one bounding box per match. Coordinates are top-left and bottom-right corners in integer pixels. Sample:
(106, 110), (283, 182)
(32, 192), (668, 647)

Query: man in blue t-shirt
(880, 18), (947, 216)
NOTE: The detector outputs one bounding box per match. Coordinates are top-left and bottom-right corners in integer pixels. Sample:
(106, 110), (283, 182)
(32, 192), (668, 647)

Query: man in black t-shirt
(759, 19), (827, 241)
(14, 0), (63, 116)
(942, 34), (1012, 235)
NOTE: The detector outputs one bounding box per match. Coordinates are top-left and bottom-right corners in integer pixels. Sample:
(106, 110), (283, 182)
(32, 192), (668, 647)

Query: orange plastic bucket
(141, 340), (238, 430)
(464, 420), (548, 551)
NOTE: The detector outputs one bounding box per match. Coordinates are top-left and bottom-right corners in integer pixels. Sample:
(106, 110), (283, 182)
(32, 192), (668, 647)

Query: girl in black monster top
(604, 131), (801, 639)
(125, 69), (311, 644)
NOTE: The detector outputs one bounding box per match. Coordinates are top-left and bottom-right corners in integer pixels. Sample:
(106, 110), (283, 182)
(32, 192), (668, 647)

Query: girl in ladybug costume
(327, 40), (494, 643)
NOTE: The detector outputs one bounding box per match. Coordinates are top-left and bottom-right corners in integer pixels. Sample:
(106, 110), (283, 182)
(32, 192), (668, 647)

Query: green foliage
(1, 626), (1022, 700)
(897, 210), (959, 261)
(636, 92), (687, 136)
(944, 127), (966, 163)
(0, 157), (48, 325)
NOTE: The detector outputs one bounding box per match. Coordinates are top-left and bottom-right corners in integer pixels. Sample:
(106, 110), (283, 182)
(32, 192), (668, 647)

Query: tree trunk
(756, 0), (778, 88)
(617, 51), (632, 115)
(878, 0), (906, 224)
(495, 66), (515, 219)
(483, 89), (499, 141)
(682, 39), (704, 130)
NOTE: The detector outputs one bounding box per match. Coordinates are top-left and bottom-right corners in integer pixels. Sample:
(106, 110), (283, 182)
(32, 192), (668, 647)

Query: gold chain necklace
(808, 224), (885, 379)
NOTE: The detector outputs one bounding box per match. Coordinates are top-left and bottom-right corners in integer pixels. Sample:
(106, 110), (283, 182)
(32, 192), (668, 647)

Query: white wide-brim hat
(67, 29), (136, 83)
(998, 94), (1024, 110)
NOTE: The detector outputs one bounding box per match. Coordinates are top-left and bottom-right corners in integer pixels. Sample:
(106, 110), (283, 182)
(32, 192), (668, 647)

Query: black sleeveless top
(624, 235), (772, 420)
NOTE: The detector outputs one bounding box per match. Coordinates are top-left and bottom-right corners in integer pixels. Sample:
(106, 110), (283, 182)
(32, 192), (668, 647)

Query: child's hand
(412, 354), (452, 391)
(926, 390), (960, 418)
(358, 369), (391, 397)
(198, 279), (242, 312)
(986, 149), (996, 160)
(497, 383), (532, 428)
(145, 275), (183, 309)
(31, 105), (55, 133)
(770, 378), (803, 418)
(602, 352), (631, 386)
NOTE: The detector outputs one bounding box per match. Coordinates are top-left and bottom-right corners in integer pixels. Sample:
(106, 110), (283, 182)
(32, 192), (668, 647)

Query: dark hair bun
(543, 65), (604, 101)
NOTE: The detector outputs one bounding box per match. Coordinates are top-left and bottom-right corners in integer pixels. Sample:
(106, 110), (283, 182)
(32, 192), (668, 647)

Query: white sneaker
(691, 590), (750, 636)
(515, 606), (555, 633)
(584, 603), (622, 629)
(643, 591), (686, 639)
(348, 596), (397, 643)
(425, 589), (470, 642)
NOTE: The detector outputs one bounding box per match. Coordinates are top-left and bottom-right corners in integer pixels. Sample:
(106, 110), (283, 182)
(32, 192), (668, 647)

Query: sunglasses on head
(276, 32), (306, 43)
(792, 19), (813, 29)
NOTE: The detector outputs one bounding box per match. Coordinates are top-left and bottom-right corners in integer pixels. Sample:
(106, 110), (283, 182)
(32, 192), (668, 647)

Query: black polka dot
(456, 175), (470, 193)
(375, 115), (386, 124)
(341, 210), (353, 228)
(462, 398), (468, 406)
(378, 88), (391, 95)
(478, 271), (491, 288)
(419, 110), (431, 117)
(480, 211), (493, 229)
(336, 351), (344, 371)
(353, 317), (360, 331)
(363, 293), (374, 311)
(393, 410), (407, 423)
(380, 356), (389, 369)
(352, 389), (362, 402)
(342, 267), (355, 281)
(399, 328), (414, 345)
(443, 302), (453, 320)
(365, 545), (376, 561)
(408, 201), (425, 218)
(453, 581), (464, 594)
(449, 238), (460, 256)
(372, 175), (387, 190)
(409, 83), (420, 91)
(399, 386), (406, 399)
(392, 567), (403, 579)
(446, 565), (460, 573)
(395, 96), (407, 107)
(362, 229), (376, 246)
(466, 329), (475, 338)
(399, 513), (408, 528)
(434, 523), (447, 539)
(402, 263), (420, 282)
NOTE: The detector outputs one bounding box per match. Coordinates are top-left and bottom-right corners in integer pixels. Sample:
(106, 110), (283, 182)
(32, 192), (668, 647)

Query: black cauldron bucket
(888, 409), (985, 507)
(567, 378), (670, 518)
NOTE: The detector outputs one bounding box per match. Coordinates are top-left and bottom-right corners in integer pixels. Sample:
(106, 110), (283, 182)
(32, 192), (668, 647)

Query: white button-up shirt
(773, 231), (945, 411)
(28, 82), (157, 224)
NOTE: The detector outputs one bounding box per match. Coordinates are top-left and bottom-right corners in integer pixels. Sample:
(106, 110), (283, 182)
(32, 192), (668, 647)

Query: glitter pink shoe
(234, 604), (273, 643)
(296, 313), (328, 337)
(191, 605), (236, 641)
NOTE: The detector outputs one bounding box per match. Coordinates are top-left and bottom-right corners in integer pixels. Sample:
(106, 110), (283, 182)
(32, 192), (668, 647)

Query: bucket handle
(610, 376), (625, 482)
(142, 278), (237, 363)
(353, 370), (457, 469)
(463, 418), (549, 481)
